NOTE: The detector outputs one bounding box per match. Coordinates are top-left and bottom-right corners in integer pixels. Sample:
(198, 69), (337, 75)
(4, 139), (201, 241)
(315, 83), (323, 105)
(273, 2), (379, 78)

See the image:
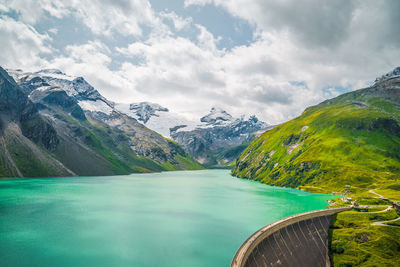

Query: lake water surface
(0, 170), (336, 266)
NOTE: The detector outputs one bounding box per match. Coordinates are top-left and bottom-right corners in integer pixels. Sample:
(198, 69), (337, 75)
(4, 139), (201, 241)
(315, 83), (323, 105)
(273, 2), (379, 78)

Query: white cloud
(159, 11), (192, 31)
(72, 0), (160, 36)
(48, 41), (133, 101)
(0, 2), (9, 12)
(1, 0), (400, 125)
(112, 30), (330, 123)
(184, 0), (212, 7)
(195, 24), (221, 54)
(3, 0), (162, 37)
(179, 0), (400, 121)
(48, 28), (58, 35)
(2, 0), (68, 24)
(116, 35), (226, 96)
(0, 16), (52, 69)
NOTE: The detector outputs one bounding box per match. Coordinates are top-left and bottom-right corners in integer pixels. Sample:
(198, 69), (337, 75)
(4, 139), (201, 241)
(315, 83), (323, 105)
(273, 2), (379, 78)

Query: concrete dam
(231, 207), (351, 267)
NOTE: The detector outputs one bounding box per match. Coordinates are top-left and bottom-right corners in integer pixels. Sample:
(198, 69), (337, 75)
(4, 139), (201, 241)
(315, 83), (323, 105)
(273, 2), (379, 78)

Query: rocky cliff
(171, 108), (270, 167)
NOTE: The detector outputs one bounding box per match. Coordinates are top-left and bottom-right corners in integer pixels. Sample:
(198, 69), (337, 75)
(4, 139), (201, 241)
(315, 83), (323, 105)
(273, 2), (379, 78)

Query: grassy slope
(329, 209), (400, 267)
(1, 131), (68, 177)
(165, 139), (204, 170)
(0, 101), (203, 178)
(232, 95), (400, 198)
(51, 111), (203, 176)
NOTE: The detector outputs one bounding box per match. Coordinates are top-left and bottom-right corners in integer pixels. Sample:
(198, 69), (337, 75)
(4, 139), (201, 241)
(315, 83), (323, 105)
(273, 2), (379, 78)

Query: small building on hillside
(342, 197), (352, 202)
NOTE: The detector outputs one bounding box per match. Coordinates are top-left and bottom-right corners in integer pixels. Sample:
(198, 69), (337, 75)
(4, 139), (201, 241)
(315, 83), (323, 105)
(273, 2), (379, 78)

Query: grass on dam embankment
(329, 207), (400, 267)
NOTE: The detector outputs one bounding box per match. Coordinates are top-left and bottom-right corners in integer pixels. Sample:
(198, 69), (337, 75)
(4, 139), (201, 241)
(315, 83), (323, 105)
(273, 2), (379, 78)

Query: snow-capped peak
(33, 69), (75, 81)
(375, 66), (400, 83)
(37, 69), (65, 75)
(200, 107), (233, 125)
(8, 68), (114, 115)
(114, 102), (197, 137)
(129, 102), (169, 123)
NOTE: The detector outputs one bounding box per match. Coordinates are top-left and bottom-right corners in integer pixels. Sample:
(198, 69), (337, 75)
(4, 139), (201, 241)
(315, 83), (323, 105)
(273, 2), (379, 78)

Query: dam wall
(231, 207), (351, 267)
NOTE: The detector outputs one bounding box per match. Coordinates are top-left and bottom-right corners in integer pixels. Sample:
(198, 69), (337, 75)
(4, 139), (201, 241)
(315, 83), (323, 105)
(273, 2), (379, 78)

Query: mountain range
(7, 65), (399, 183)
(11, 68), (270, 168)
(0, 67), (203, 177)
(232, 67), (400, 194)
(0, 67), (270, 177)
(118, 102), (270, 167)
(171, 108), (270, 167)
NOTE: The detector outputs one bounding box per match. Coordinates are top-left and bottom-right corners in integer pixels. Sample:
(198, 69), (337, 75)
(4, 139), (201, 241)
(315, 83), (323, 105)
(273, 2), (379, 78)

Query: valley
(1, 65), (399, 266)
(1, 1), (399, 267)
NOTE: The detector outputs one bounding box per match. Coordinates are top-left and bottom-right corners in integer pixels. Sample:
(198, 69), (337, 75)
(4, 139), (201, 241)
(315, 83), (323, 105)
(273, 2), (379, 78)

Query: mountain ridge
(1, 67), (203, 177)
(8, 67), (271, 170)
(172, 108), (270, 167)
(116, 102), (271, 167)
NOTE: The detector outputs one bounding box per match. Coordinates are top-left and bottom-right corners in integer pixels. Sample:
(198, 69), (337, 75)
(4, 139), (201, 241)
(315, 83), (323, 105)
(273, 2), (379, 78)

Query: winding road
(373, 216), (400, 226)
(369, 189), (385, 199)
(367, 190), (399, 227)
(358, 205), (392, 213)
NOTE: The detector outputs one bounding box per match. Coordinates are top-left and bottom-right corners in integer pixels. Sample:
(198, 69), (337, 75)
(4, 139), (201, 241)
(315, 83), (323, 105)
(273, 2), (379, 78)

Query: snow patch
(375, 66), (400, 83)
(200, 107), (234, 125)
(78, 100), (113, 115)
(114, 102), (200, 137)
(34, 86), (51, 92)
(35, 69), (75, 81)
(129, 102), (169, 123)
(8, 68), (110, 105)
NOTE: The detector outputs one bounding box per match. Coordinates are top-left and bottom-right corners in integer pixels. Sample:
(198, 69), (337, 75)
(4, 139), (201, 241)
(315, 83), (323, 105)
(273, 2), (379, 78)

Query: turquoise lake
(0, 170), (336, 266)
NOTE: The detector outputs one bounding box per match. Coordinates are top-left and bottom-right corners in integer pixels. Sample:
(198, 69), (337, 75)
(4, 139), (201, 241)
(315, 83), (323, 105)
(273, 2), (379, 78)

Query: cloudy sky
(0, 0), (399, 124)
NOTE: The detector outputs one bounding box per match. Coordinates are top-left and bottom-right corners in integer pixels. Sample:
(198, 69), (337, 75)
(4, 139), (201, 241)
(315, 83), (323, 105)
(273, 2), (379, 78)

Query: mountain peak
(129, 102), (169, 123)
(37, 69), (65, 75)
(8, 68), (114, 115)
(200, 107), (233, 125)
(375, 66), (400, 83)
(0, 66), (18, 87)
(248, 115), (259, 123)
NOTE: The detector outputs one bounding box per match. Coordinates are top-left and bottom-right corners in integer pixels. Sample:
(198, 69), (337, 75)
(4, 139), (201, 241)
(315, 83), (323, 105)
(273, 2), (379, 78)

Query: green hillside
(232, 75), (400, 198)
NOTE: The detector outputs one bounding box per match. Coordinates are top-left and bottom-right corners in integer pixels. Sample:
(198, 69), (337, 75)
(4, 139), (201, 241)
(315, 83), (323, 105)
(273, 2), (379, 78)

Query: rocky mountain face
(374, 66), (400, 83)
(114, 101), (198, 138)
(4, 67), (269, 173)
(114, 101), (270, 167)
(129, 102), (169, 123)
(0, 68), (73, 177)
(2, 67), (202, 178)
(199, 107), (233, 125)
(232, 67), (400, 192)
(171, 108), (270, 167)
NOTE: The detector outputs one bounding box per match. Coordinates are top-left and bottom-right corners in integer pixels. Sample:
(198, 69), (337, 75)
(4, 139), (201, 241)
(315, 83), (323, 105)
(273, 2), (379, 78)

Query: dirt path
(372, 216), (400, 227)
(369, 189), (385, 199)
(365, 190), (399, 226)
(357, 205), (392, 213)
